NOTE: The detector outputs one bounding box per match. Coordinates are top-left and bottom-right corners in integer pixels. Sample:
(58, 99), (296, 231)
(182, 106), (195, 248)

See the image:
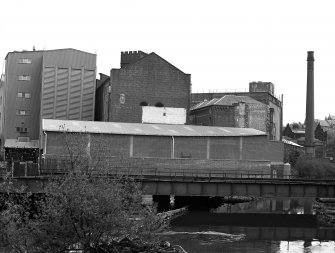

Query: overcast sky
(1, 0), (335, 124)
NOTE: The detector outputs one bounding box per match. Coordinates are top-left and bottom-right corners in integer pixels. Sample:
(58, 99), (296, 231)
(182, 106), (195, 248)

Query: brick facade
(191, 83), (282, 140)
(190, 96), (269, 134)
(104, 51), (191, 123)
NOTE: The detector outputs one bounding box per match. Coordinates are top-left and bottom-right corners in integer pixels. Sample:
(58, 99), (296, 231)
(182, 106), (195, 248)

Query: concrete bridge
(2, 167), (335, 198)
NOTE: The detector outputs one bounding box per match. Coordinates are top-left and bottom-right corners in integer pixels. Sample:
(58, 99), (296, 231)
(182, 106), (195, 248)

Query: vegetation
(0, 131), (167, 253)
(0, 171), (164, 253)
(293, 157), (335, 178)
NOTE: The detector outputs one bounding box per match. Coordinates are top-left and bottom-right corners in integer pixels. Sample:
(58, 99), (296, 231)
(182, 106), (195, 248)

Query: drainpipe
(171, 136), (175, 158)
(107, 83), (111, 121)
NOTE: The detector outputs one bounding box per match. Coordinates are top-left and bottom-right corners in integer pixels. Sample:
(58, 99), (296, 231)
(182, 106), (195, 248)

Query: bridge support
(153, 195), (171, 212)
(174, 196), (223, 211)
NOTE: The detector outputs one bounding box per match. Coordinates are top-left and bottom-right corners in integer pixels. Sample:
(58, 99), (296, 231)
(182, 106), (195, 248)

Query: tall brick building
(96, 51), (191, 123)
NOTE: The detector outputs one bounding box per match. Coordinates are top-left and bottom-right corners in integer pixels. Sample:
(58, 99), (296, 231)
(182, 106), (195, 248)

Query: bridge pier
(153, 195), (171, 212)
(174, 196), (223, 211)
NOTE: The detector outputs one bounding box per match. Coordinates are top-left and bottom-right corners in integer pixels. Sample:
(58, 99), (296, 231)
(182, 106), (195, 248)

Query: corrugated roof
(4, 139), (39, 149)
(315, 119), (330, 127)
(42, 119), (267, 137)
(191, 95), (263, 110)
(282, 139), (303, 148)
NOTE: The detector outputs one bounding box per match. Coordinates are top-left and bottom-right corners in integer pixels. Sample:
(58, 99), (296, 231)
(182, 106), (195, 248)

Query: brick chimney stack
(305, 51), (315, 157)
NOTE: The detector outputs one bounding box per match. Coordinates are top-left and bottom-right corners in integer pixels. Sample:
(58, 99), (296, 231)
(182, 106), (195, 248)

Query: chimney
(305, 51), (315, 157)
(120, 51), (148, 68)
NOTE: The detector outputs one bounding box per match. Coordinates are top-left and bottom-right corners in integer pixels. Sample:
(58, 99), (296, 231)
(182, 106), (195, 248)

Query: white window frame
(17, 92), (31, 98)
(16, 109), (30, 116)
(18, 58), (32, 64)
(18, 75), (31, 81)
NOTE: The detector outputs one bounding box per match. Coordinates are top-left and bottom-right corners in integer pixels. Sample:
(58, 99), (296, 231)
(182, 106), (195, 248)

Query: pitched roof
(121, 52), (189, 75)
(4, 139), (39, 149)
(42, 119), (267, 137)
(191, 95), (264, 110)
(315, 119), (330, 127)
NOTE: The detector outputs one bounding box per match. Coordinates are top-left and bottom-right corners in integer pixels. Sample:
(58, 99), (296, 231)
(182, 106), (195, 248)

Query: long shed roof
(42, 119), (267, 137)
(191, 95), (264, 110)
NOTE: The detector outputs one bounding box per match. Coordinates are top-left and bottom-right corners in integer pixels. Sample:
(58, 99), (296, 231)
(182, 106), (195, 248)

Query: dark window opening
(140, 101), (148, 106)
(16, 127), (28, 133)
(155, 102), (164, 107)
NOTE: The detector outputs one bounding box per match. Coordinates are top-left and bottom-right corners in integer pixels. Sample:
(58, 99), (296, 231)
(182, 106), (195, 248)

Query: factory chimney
(305, 51), (315, 157)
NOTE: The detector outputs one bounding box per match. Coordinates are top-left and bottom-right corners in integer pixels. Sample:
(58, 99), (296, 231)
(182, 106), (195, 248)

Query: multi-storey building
(190, 95), (269, 133)
(95, 51), (191, 123)
(0, 48), (96, 161)
(191, 81), (283, 140)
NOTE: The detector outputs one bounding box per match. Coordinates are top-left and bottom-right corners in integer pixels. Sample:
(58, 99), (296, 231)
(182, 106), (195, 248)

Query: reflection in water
(279, 241), (335, 253)
(214, 198), (315, 215)
(160, 198), (335, 253)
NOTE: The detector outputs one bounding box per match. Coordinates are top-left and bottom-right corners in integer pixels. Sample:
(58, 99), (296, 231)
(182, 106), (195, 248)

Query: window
(155, 102), (164, 107)
(17, 92), (31, 98)
(16, 109), (30, 116)
(16, 127), (28, 133)
(140, 101), (148, 106)
(18, 75), (31, 81)
(18, 58), (32, 64)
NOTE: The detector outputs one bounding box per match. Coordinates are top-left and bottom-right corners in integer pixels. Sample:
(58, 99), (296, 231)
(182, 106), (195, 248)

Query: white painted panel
(142, 106), (186, 124)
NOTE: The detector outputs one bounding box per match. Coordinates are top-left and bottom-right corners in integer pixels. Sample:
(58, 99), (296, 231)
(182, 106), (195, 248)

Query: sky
(1, 0), (335, 125)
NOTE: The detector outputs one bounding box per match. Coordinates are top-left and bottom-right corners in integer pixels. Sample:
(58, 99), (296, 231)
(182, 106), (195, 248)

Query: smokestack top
(307, 51), (314, 61)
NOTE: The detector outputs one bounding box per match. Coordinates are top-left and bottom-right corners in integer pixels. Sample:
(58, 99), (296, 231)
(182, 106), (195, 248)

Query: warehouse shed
(41, 119), (284, 175)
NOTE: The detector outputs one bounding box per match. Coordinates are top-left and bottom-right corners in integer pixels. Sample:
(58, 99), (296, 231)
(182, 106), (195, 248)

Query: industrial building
(191, 81), (283, 140)
(190, 95), (269, 133)
(41, 119), (284, 175)
(95, 51), (191, 123)
(0, 48), (96, 161)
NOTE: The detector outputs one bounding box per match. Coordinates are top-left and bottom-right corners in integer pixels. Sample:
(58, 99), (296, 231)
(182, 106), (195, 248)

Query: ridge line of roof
(121, 52), (189, 75)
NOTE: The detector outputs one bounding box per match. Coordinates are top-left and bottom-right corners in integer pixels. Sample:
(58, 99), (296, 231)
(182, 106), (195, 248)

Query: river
(159, 198), (335, 253)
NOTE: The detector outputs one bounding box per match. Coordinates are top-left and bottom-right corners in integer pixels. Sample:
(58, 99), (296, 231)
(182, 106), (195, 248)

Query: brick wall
(90, 156), (272, 175)
(191, 92), (282, 140)
(189, 107), (212, 125)
(109, 53), (191, 123)
(213, 106), (235, 126)
(247, 103), (268, 133)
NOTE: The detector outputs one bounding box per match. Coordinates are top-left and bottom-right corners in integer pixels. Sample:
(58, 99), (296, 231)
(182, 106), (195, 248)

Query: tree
(283, 123), (295, 139)
(1, 172), (164, 253)
(0, 132), (165, 253)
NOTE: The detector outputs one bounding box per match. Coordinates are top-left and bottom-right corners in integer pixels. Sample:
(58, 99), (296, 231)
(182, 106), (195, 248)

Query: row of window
(16, 127), (28, 133)
(16, 60), (32, 120)
(17, 92), (31, 99)
(140, 101), (164, 107)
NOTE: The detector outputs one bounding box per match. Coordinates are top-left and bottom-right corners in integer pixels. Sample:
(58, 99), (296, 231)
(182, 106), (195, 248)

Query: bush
(294, 157), (335, 178)
(0, 172), (164, 253)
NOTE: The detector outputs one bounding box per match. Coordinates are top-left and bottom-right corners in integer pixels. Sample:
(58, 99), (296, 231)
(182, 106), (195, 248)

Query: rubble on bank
(314, 198), (335, 226)
(85, 237), (187, 253)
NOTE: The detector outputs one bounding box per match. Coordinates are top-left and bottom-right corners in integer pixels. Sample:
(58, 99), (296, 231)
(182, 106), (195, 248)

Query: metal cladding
(305, 51), (315, 155)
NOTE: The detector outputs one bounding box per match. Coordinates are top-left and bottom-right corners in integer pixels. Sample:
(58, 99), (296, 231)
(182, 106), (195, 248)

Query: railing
(3, 161), (335, 182)
(39, 166), (335, 182)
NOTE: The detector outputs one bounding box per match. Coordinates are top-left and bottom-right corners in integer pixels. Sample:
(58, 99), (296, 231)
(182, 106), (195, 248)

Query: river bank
(314, 198), (335, 226)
